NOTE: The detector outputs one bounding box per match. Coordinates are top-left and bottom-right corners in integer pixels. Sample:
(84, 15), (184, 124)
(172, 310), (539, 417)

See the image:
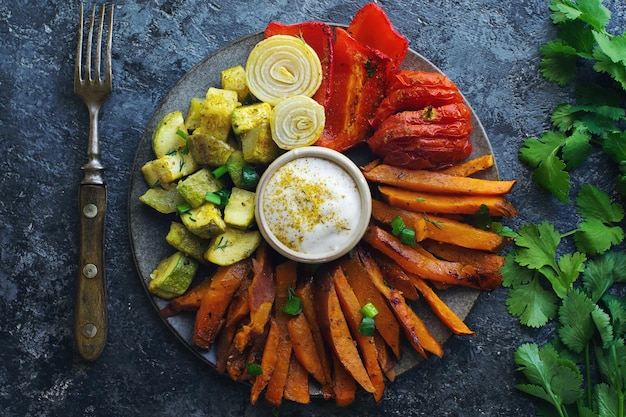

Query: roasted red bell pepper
(315, 27), (393, 152)
(347, 2), (408, 72)
(264, 21), (334, 107)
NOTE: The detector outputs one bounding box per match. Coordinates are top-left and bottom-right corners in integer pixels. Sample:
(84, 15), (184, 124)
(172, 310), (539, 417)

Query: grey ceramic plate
(128, 29), (496, 384)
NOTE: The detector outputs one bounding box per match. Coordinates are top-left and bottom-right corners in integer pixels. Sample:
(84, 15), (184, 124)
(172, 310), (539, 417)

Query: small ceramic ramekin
(255, 147), (372, 264)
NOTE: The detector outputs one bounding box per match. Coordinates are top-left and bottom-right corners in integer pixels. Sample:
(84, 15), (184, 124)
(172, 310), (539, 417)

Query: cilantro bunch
(517, 0), (626, 202)
(500, 1), (626, 415)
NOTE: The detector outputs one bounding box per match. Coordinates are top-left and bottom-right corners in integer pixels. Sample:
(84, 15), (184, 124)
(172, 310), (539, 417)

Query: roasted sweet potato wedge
(315, 267), (376, 394)
(332, 354), (356, 407)
(372, 251), (419, 300)
(159, 275), (213, 318)
(363, 225), (500, 290)
(250, 318), (279, 404)
(193, 259), (252, 350)
(379, 185), (518, 218)
(363, 163), (516, 195)
(287, 313), (328, 389)
(438, 154), (494, 177)
(283, 356), (311, 404)
(341, 255), (402, 358)
(333, 266), (386, 402)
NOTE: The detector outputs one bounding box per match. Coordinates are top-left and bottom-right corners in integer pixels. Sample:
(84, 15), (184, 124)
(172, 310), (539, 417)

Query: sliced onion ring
(270, 95), (326, 150)
(246, 35), (323, 106)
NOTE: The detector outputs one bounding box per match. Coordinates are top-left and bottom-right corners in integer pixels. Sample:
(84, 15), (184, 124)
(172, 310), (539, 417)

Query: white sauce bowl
(255, 147), (372, 264)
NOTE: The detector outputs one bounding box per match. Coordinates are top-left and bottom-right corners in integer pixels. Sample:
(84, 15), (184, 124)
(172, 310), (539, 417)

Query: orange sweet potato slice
(363, 163), (516, 195)
(379, 185), (518, 218)
(287, 313), (328, 389)
(264, 261), (297, 407)
(193, 259), (252, 349)
(283, 356), (311, 404)
(341, 255), (402, 358)
(332, 354), (356, 407)
(373, 251), (419, 300)
(250, 318), (279, 404)
(374, 333), (396, 382)
(438, 154), (494, 177)
(363, 225), (500, 290)
(332, 267), (386, 402)
(159, 276), (213, 317)
(315, 267), (376, 394)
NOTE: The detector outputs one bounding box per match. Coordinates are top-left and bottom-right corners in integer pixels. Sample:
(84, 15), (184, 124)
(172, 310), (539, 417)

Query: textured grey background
(1, 1), (624, 416)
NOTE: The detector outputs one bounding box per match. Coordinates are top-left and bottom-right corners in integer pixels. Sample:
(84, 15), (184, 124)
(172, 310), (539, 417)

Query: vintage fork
(74, 3), (114, 361)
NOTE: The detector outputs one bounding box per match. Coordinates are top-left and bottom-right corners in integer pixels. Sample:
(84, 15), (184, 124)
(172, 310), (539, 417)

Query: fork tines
(75, 3), (114, 85)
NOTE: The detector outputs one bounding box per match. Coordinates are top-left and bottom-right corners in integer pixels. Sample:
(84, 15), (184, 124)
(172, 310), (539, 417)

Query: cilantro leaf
(591, 305), (613, 348)
(533, 151), (571, 203)
(539, 39), (579, 85)
(549, 0), (611, 33)
(558, 288), (596, 353)
(506, 277), (559, 327)
(594, 383), (620, 417)
(575, 218), (624, 255)
(501, 251), (533, 288)
(514, 222), (561, 271)
(514, 343), (583, 408)
(574, 184), (625, 254)
(603, 131), (626, 163)
(582, 251), (626, 302)
(561, 130), (593, 170)
(519, 131), (566, 168)
(577, 184), (624, 223)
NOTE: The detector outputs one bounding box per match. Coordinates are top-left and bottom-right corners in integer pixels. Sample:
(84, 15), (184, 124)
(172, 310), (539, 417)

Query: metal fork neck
(81, 104), (105, 185)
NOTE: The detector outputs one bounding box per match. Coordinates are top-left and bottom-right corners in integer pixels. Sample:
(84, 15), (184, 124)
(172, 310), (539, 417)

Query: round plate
(128, 29), (496, 382)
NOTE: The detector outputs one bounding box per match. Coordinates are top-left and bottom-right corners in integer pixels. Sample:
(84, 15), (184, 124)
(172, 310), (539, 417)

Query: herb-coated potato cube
(152, 152), (198, 184)
(176, 168), (224, 208)
(241, 124), (280, 164)
(221, 65), (250, 102)
(205, 227), (261, 266)
(223, 187), (255, 229)
(197, 87), (239, 141)
(165, 221), (210, 263)
(180, 202), (226, 239)
(185, 97), (205, 132)
(188, 133), (236, 167)
(231, 102), (271, 136)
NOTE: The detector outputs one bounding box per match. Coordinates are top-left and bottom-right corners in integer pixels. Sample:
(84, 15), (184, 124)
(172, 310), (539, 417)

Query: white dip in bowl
(255, 147), (372, 264)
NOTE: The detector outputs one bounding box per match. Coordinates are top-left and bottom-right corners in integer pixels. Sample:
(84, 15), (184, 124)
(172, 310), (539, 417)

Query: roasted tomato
(367, 70), (472, 169)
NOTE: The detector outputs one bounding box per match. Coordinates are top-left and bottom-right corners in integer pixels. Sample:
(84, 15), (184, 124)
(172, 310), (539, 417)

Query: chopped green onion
(359, 316), (376, 336)
(390, 216), (405, 235)
(205, 192), (222, 205)
(176, 202), (192, 214)
(212, 164), (229, 179)
(241, 165), (260, 189)
(214, 188), (231, 206)
(175, 129), (189, 141)
(360, 302), (379, 319)
(282, 287), (302, 316)
(246, 362), (263, 376)
(399, 227), (417, 247)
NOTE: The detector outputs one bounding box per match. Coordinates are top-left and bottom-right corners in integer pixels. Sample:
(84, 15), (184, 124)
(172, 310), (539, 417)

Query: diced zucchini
(221, 65), (250, 102)
(176, 168), (224, 208)
(197, 87), (239, 141)
(152, 111), (187, 158)
(148, 251), (198, 299)
(180, 202), (226, 239)
(231, 102), (271, 135)
(139, 187), (186, 214)
(205, 227), (261, 266)
(185, 97), (205, 132)
(141, 159), (162, 188)
(165, 221), (210, 262)
(223, 187), (255, 229)
(188, 133), (236, 167)
(151, 152), (198, 184)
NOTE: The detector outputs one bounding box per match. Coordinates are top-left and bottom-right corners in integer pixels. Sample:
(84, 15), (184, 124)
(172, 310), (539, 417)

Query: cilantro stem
(585, 344), (592, 411)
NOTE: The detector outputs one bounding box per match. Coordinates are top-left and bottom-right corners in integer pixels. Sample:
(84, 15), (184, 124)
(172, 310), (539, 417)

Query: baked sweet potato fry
(371, 199), (508, 252)
(379, 185), (518, 218)
(422, 239), (505, 285)
(363, 163), (516, 195)
(332, 267), (386, 402)
(315, 267), (376, 394)
(357, 249), (443, 358)
(233, 244), (275, 355)
(374, 333), (396, 382)
(372, 251), (419, 300)
(341, 255), (402, 358)
(193, 259), (252, 349)
(296, 279), (335, 400)
(363, 225), (501, 290)
(283, 356), (311, 404)
(159, 275), (213, 318)
(264, 261), (297, 407)
(410, 274), (474, 336)
(215, 277), (251, 373)
(332, 354), (356, 407)
(287, 313), (328, 389)
(250, 318), (279, 404)
(438, 154), (495, 177)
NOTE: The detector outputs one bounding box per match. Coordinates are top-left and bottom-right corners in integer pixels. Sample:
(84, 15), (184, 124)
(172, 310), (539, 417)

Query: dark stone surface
(1, 1), (623, 416)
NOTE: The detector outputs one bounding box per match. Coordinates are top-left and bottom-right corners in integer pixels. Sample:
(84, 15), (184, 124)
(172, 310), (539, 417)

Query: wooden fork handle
(75, 183), (108, 361)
